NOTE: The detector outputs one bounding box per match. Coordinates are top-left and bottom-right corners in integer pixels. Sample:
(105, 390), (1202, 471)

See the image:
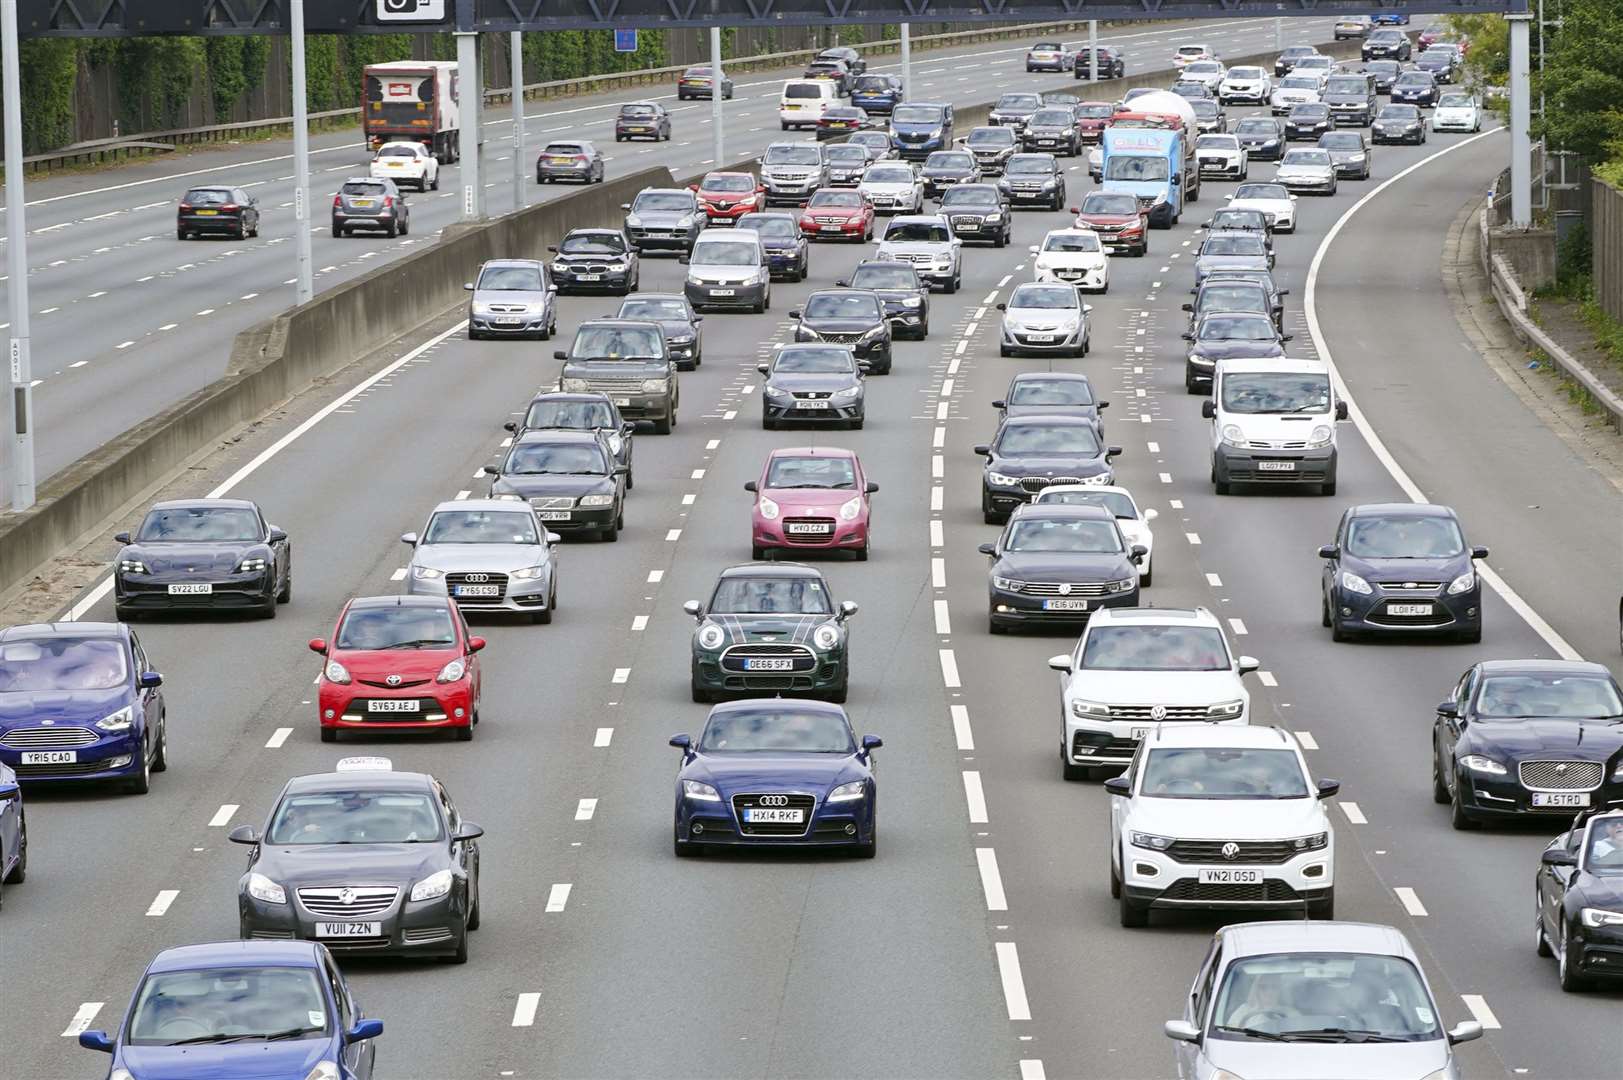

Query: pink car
(744, 447), (877, 560)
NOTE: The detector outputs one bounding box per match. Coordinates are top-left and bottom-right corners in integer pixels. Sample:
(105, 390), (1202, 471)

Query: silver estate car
(465, 259), (557, 340)
(402, 500), (560, 623)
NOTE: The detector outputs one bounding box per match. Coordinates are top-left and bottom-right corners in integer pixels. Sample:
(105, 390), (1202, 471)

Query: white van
(681, 228), (772, 313)
(1202, 357), (1347, 495)
(780, 79), (839, 130)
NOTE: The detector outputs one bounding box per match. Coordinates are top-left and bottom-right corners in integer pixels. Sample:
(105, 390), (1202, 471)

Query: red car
(1074, 101), (1116, 143)
(691, 171), (765, 224)
(1070, 191), (1149, 257)
(311, 595), (485, 742)
(1417, 28), (1467, 52)
(798, 189), (875, 242)
(745, 447), (877, 560)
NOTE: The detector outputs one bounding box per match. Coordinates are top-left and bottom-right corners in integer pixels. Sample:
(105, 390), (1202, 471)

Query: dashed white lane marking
(1169, 499), (1183, 509)
(933, 426), (946, 448)
(933, 600), (952, 635)
(545, 883), (573, 912)
(939, 649), (961, 688)
(1461, 994), (1501, 1030)
(61, 1003), (104, 1037)
(208, 804), (239, 827)
(983, 290), (999, 303)
(452, 489), (472, 500)
(116, 340), (134, 349)
(931, 557), (946, 588)
(976, 848), (1009, 911)
(1258, 670), (1278, 687)
(723, 410), (737, 420)
(930, 487), (943, 511)
(929, 520), (944, 548)
(195, 308), (215, 316)
(740, 384), (755, 394)
(706, 438), (721, 449)
(647, 570), (664, 583)
(1147, 441), (1160, 453)
(996, 942), (1033, 1021)
(265, 727), (292, 749)
(1294, 731), (1318, 750)
(594, 727), (614, 747)
(575, 798), (598, 821)
(471, 468), (485, 479)
(951, 705), (974, 750)
(931, 455), (944, 479)
(1159, 472), (1173, 483)
(611, 667), (631, 684)
(146, 890), (180, 917)
(690, 468), (705, 479)
(631, 615), (649, 631)
(157, 322), (178, 331)
(390, 568), (408, 581)
(962, 771), (989, 823)
(1339, 800), (1367, 824)
(87, 290), (106, 298)
(665, 528), (682, 541)
(69, 360), (87, 368)
(1228, 617), (1248, 635)
(511, 992), (541, 1027)
(1394, 887), (1429, 917)
(682, 494), (696, 505)
(1186, 532), (1202, 545)
(1020, 1062), (1048, 1080)
(240, 292), (258, 301)
(1206, 572), (1223, 587)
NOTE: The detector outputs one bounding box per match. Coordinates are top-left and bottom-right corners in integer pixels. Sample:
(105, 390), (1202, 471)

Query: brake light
(383, 195), (395, 208)
(333, 195), (342, 208)
(575, 155), (589, 162)
(219, 204), (239, 212)
(178, 203), (192, 212)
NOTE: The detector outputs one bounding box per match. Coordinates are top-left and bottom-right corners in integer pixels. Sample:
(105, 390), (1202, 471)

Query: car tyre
(1456, 624), (1482, 644)
(827, 680), (849, 704)
(1140, 559), (1152, 587)
(277, 568), (292, 605)
(690, 684), (711, 704)
(1321, 592), (1333, 628)
(1119, 891), (1150, 928)
(454, 722), (474, 742)
(1450, 781), (1481, 830)
(653, 413), (673, 435)
(1535, 890), (1554, 957)
(151, 718), (168, 773)
(466, 880), (482, 930)
(1321, 479), (1337, 496)
(127, 737), (152, 795)
(675, 835), (704, 857)
(1109, 851), (1122, 899)
(2, 814), (24, 884)
(320, 727), (337, 743)
(1558, 921), (1590, 991)
(1308, 891), (1335, 919)
(446, 926), (469, 964)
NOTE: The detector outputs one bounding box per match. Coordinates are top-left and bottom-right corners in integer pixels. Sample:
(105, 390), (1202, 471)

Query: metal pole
(1536, 0), (1545, 123)
(1087, 20), (1097, 85)
(510, 32), (525, 210)
(457, 31), (484, 219)
(900, 23), (911, 97)
(1508, 13), (1532, 227)
(710, 26), (724, 166)
(2, 0), (34, 510)
(290, 0), (313, 306)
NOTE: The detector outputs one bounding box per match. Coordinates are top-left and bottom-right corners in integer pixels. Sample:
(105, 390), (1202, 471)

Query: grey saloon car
(403, 500), (560, 622)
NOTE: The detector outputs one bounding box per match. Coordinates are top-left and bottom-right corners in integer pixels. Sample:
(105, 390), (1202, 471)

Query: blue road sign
(614, 29), (639, 53)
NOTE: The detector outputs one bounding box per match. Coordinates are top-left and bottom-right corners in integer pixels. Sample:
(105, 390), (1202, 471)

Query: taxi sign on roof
(335, 756), (394, 772)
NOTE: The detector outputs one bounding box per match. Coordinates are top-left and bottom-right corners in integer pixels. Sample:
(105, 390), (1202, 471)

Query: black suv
(838, 261), (930, 339)
(939, 184), (1012, 246)
(790, 290), (894, 374)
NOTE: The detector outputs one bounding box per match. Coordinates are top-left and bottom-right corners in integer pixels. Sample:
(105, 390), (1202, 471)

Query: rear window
(341, 181), (387, 196)
(183, 188), (233, 204)
(784, 83), (825, 99)
(376, 145), (419, 157)
(543, 143), (587, 155)
(620, 104), (656, 116)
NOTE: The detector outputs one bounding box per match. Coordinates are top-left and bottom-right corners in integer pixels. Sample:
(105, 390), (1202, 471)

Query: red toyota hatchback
(745, 447), (877, 560)
(310, 595), (484, 742)
(798, 189), (875, 242)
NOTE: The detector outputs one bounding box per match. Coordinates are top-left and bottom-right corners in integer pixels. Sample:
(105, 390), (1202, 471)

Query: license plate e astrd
(316, 921), (382, 938)
(744, 807), (804, 824)
(367, 699), (420, 713)
(455, 584), (500, 598)
(168, 583), (212, 595)
(20, 750), (76, 765)
(1532, 792), (1589, 808)
(1256, 460), (1296, 472)
(744, 658), (795, 671)
(1387, 602), (1432, 616)
(1198, 868), (1264, 885)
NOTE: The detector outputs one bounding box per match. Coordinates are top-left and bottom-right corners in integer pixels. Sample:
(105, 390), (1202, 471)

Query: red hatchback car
(311, 595), (485, 742)
(691, 171), (765, 224)
(745, 447), (877, 560)
(798, 189), (875, 242)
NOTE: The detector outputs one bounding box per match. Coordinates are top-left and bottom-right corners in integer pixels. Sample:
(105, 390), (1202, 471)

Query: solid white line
(594, 727), (614, 747)
(575, 798), (597, 821)
(61, 1003), (104, 1037)
(976, 848), (1009, 911)
(1258, 670), (1278, 687)
(939, 649), (961, 688)
(1295, 730), (1318, 750)
(631, 615), (649, 631)
(931, 557), (946, 588)
(647, 569), (664, 583)
(511, 992), (541, 1027)
(995, 942), (1032, 1021)
(1303, 127), (1578, 662)
(1020, 1062), (1048, 1080)
(1228, 617), (1248, 635)
(951, 705), (974, 750)
(933, 600), (952, 635)
(1460, 994), (1502, 1030)
(146, 890), (180, 917)
(962, 771), (988, 823)
(545, 883), (573, 913)
(265, 727), (292, 749)
(1339, 800), (1367, 824)
(1394, 886), (1429, 917)
(208, 804), (239, 828)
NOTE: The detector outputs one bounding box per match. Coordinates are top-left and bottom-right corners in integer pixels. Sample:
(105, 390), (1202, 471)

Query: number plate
(1043, 598), (1089, 611)
(576, 273), (602, 281)
(494, 317), (522, 326)
(1198, 868), (1265, 885)
(537, 511), (571, 521)
(315, 922), (383, 938)
(1532, 792), (1590, 808)
(367, 699), (421, 713)
(1256, 460), (1297, 471)
(1024, 333), (1056, 343)
(351, 198), (375, 208)
(614, 397), (632, 407)
(454, 584), (500, 597)
(710, 288), (736, 296)
(195, 208), (218, 215)
(795, 400), (830, 409)
(546, 157), (572, 164)
(20, 750), (76, 764)
(744, 658), (796, 671)
(1387, 602), (1433, 616)
(820, 224), (845, 232)
(785, 522), (833, 534)
(743, 807), (804, 824)
(1130, 727), (1150, 740)
(168, 583), (213, 595)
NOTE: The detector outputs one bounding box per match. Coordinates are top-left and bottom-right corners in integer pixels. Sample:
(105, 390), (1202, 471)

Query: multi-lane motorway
(6, 15), (1356, 496)
(7, 18), (1623, 1080)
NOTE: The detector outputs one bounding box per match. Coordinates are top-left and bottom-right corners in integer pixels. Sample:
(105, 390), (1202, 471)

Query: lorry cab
(1202, 356), (1347, 496)
(1099, 127), (1188, 228)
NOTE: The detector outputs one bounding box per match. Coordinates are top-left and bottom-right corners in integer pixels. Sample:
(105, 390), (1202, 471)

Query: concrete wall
(1489, 226), (1556, 293)
(1595, 177), (1623, 324)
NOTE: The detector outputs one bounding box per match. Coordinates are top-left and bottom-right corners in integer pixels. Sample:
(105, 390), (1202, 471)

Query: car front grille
(1160, 878), (1302, 903)
(358, 676), (431, 689)
(561, 263), (615, 275)
(1244, 439), (1309, 449)
(731, 792), (817, 836)
(529, 496), (576, 511)
(782, 517), (837, 543)
(793, 391), (832, 400)
(1164, 839), (1304, 865)
(1518, 760), (1605, 792)
(1017, 581), (1110, 597)
(402, 926), (455, 944)
(1019, 475), (1083, 492)
(811, 331), (867, 345)
(1105, 704), (1213, 722)
(0, 726), (98, 748)
(583, 379), (645, 394)
(1071, 731), (1139, 760)
(298, 886), (400, 918)
(950, 214), (986, 226)
(812, 216), (850, 224)
(1366, 602), (1453, 627)
(1374, 581), (1443, 593)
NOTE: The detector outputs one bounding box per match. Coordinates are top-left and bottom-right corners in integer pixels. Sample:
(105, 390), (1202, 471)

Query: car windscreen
(699, 708), (853, 753)
(542, 143), (587, 156)
(939, 187), (999, 208)
(852, 76), (894, 91)
(1076, 104), (1113, 118)
(823, 107), (864, 121)
(1080, 625), (1230, 670)
(126, 967), (331, 1047)
(966, 128), (1017, 146)
(1204, 234), (1267, 255)
(864, 166), (914, 184)
(423, 510), (539, 545)
(1030, 110), (1074, 127)
(1035, 490), (1134, 518)
(1437, 93), (1473, 108)
(1290, 103), (1330, 118)
(0, 638), (128, 692)
(1010, 285), (1079, 310)
(1198, 286), (1269, 314)
(1393, 73), (1432, 86)
(701, 173), (755, 192)
(571, 325), (661, 358)
(340, 181), (387, 196)
(618, 299), (689, 322)
(1344, 514), (1465, 558)
(1006, 156), (1053, 175)
(1211, 210), (1265, 229)
(783, 83), (825, 99)
(891, 105), (944, 124)
(995, 94), (1041, 110)
(766, 456), (858, 489)
(1005, 518), (1121, 553)
(764, 145), (822, 165)
(559, 233), (625, 255)
(525, 399), (616, 430)
(804, 293), (880, 319)
(633, 192), (693, 212)
(1031, 41), (1063, 50)
(1474, 674), (1623, 719)
(1042, 232), (1101, 253)
(850, 264), (918, 288)
(1324, 77), (1369, 94)
(1366, 61), (1399, 74)
(1105, 154), (1169, 182)
(1320, 132), (1363, 149)
(1211, 953), (1442, 1042)
(848, 132), (890, 147)
(1190, 100), (1220, 118)
(708, 576), (832, 614)
(477, 266), (544, 291)
(1010, 378), (1094, 405)
(826, 146), (869, 163)
(884, 221), (950, 242)
(997, 423), (1100, 455)
(1221, 372), (1330, 414)
(183, 188), (233, 204)
(267, 790), (443, 845)
(926, 152), (975, 171)
(1081, 193), (1139, 215)
(1281, 149), (1332, 166)
(737, 215), (797, 239)
(1279, 77), (1321, 91)
(773, 348), (855, 373)
(135, 506), (261, 542)
(683, 67), (714, 77)
(808, 190), (863, 207)
(1228, 67), (1266, 79)
(1234, 183), (1289, 200)
(335, 606), (456, 650)
(503, 443), (608, 476)
(1200, 315), (1276, 340)
(1184, 60), (1221, 73)
(1140, 748), (1310, 799)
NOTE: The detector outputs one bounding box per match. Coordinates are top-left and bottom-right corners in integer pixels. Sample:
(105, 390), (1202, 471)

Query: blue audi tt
(669, 699), (881, 857)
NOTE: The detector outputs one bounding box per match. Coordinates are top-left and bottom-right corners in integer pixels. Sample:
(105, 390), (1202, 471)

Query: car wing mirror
(1236, 656), (1260, 675)
(861, 735), (883, 752)
(453, 822), (485, 841)
(468, 637), (487, 653)
(545, 531), (561, 544)
(482, 465), (500, 476)
(1130, 543), (1148, 559)
(1181, 302), (1194, 312)
(463, 282), (475, 291)
(1447, 1021), (1483, 1046)
(308, 638), (328, 654)
(1047, 654), (1073, 673)
(503, 421), (518, 433)
(78, 1031), (115, 1053)
(1334, 401), (1349, 421)
(1103, 775), (1131, 796)
(669, 734), (692, 751)
(788, 309), (802, 319)
(839, 600), (859, 620)
(1106, 445), (1123, 458)
(1470, 545), (1490, 560)
(1435, 701), (1459, 718)
(139, 671), (163, 689)
(865, 480), (879, 494)
(346, 1018), (385, 1043)
(620, 203), (632, 211)
(553, 350), (568, 361)
(1316, 778), (1341, 800)
(1181, 332), (1194, 340)
(683, 600), (704, 619)
(1281, 333), (1294, 342)
(1316, 544), (1339, 559)
(401, 532), (418, 546)
(227, 824), (261, 845)
(973, 444), (991, 456)
(114, 531), (131, 544)
(995, 303), (1007, 311)
(977, 542), (997, 556)
(1540, 847), (1577, 867)
(1164, 1020), (1200, 1044)
(991, 399), (1007, 409)
(1201, 400), (1217, 419)
(267, 526), (289, 543)
(756, 363), (770, 374)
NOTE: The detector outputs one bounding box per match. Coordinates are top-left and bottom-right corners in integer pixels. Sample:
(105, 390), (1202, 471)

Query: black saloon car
(114, 499), (291, 619)
(981, 504), (1143, 633)
(1319, 502), (1486, 642)
(177, 186), (260, 240)
(993, 372), (1109, 427)
(998, 154), (1067, 210)
(505, 392), (635, 485)
(920, 150), (981, 199)
(485, 431), (627, 541)
(1373, 103), (1428, 144)
(1535, 809), (1623, 991)
(976, 416), (1121, 523)
(1075, 46), (1126, 80)
(547, 229), (640, 294)
(939, 184), (1012, 246)
(1390, 70), (1440, 108)
(1285, 102), (1333, 141)
(1233, 116), (1288, 160)
(790, 290), (893, 374)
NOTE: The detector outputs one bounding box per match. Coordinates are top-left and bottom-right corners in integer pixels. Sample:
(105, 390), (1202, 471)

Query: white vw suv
(1105, 724), (1338, 927)
(1047, 606), (1258, 780)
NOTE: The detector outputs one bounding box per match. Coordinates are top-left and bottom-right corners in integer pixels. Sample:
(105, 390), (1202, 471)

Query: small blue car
(0, 763), (26, 910)
(80, 940), (382, 1079)
(0, 622), (168, 793)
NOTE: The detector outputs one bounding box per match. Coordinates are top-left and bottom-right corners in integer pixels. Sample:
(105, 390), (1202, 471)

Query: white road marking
(1394, 887), (1428, 917)
(931, 558), (946, 588)
(575, 798), (598, 821)
(631, 615), (649, 631)
(61, 1003), (103, 1037)
(1295, 731), (1318, 750)
(1258, 670), (1278, 687)
(594, 727), (614, 747)
(612, 667), (630, 683)
(265, 727), (292, 748)
(690, 468), (705, 479)
(1339, 800), (1367, 824)
(706, 438), (721, 449)
(1020, 1063), (1047, 1080)
(976, 848), (1009, 910)
(665, 528), (682, 541)
(69, 360), (87, 368)
(1206, 573), (1223, 587)
(930, 487), (943, 511)
(87, 291), (106, 298)
(195, 308), (215, 316)
(934, 600), (952, 635)
(962, 770), (988, 823)
(1147, 441), (1160, 452)
(939, 649), (961, 688)
(116, 340), (134, 349)
(208, 804), (239, 827)
(682, 494), (696, 505)
(388, 566), (411, 582)
(929, 520), (944, 547)
(157, 322), (178, 331)
(931, 455), (944, 479)
(454, 490), (470, 500)
(647, 570), (664, 583)
(1460, 994), (1501, 1030)
(511, 993), (541, 1027)
(545, 883), (573, 912)
(240, 292), (258, 301)
(1228, 618), (1248, 635)
(1159, 472), (1173, 483)
(1186, 532), (1202, 545)
(933, 426), (946, 448)
(1169, 499), (1183, 509)
(996, 942), (1032, 1021)
(951, 705), (974, 750)
(471, 468), (485, 479)
(146, 890), (180, 917)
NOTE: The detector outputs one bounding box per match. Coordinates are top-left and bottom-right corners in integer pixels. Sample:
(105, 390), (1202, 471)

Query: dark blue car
(1319, 503), (1488, 643)
(80, 940), (382, 1079)
(1370, 11), (1410, 24)
(670, 699), (880, 857)
(889, 102), (954, 160)
(0, 763), (25, 910)
(735, 211), (810, 282)
(0, 622), (167, 793)
(850, 74), (904, 114)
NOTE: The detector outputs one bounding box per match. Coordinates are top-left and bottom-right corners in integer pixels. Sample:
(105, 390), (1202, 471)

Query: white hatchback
(1028, 228), (1110, 293)
(1432, 93), (1482, 132)
(369, 141), (439, 192)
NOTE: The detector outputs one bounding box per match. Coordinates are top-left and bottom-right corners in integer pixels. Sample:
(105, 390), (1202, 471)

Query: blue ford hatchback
(0, 622), (167, 794)
(80, 940), (382, 1080)
(0, 762), (25, 910)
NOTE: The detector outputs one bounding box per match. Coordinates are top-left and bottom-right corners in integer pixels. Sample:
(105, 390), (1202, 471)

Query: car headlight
(1339, 570), (1373, 595)
(697, 623), (726, 650)
(412, 565), (443, 579)
(813, 624), (841, 650)
(1581, 907), (1623, 929)
(677, 215), (696, 227)
(666, 336), (694, 349)
(436, 657), (467, 684)
(303, 1063), (341, 1080)
(765, 385), (792, 399)
(827, 781), (866, 802)
(985, 212), (1004, 222)
(830, 385), (862, 402)
(987, 471), (1020, 487)
(607, 433), (624, 454)
(625, 215), (643, 227)
(642, 378), (669, 393)
(117, 559), (148, 574)
(561, 378), (590, 392)
(754, 495), (781, 521)
(1291, 832), (1329, 851)
(859, 325), (887, 342)
(1447, 569), (1476, 595)
(992, 576), (1026, 591)
(247, 872), (287, 905)
(1307, 425), (1333, 448)
(1460, 754), (1507, 775)
(1219, 424), (1247, 447)
(1060, 317), (1080, 333)
(838, 496), (863, 520)
(112, 1070), (137, 1080)
(1206, 699), (1246, 720)
(1613, 761), (1623, 781)
(579, 494), (616, 507)
(683, 779), (721, 802)
(1130, 831), (1174, 851)
(324, 659), (351, 684)
(96, 706), (134, 732)
(1349, 153), (1366, 161)
(472, 302), (493, 314)
(902, 297), (922, 308)
(410, 869), (454, 903)
(1070, 699), (1111, 718)
(511, 564), (547, 580)
(1105, 576), (1138, 593)
(604, 262), (627, 272)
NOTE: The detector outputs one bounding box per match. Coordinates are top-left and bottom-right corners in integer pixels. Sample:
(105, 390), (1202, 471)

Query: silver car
(465, 259), (557, 340)
(402, 500), (560, 623)
(998, 281), (1092, 357)
(1275, 147), (1338, 195)
(1165, 921), (1482, 1080)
